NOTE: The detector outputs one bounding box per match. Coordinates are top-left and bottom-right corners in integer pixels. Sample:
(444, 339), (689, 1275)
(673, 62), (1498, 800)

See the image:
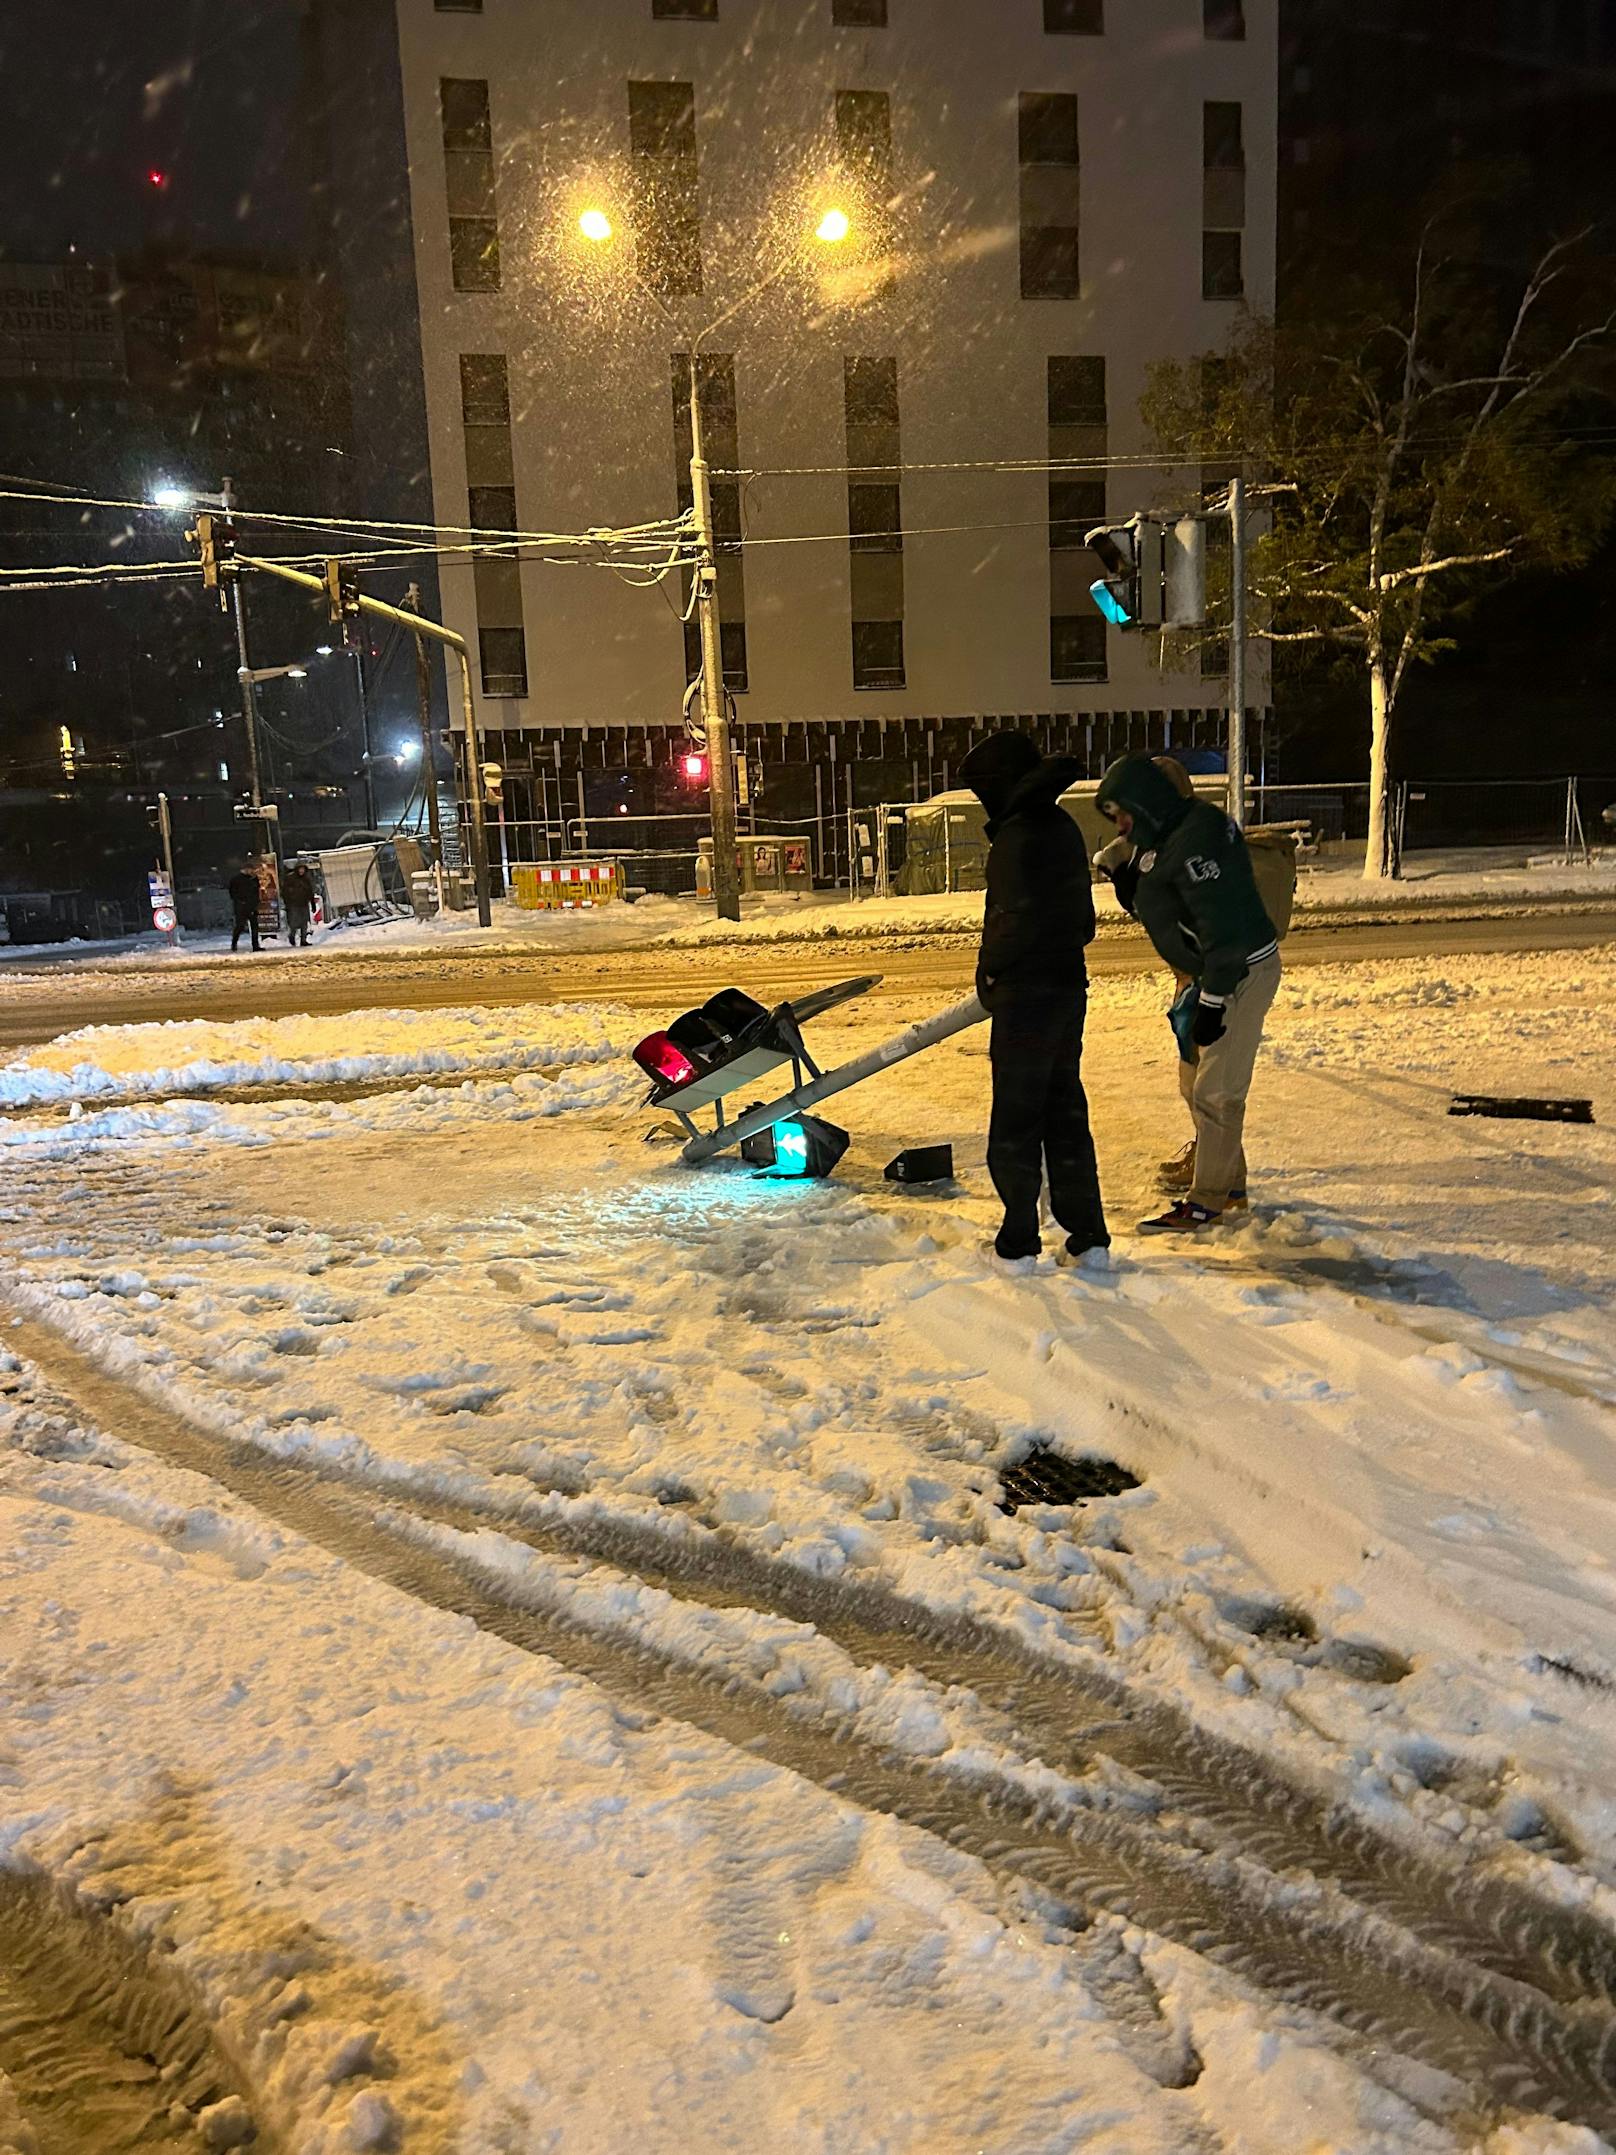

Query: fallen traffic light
(884, 1144), (954, 1184)
(741, 1113), (849, 1180)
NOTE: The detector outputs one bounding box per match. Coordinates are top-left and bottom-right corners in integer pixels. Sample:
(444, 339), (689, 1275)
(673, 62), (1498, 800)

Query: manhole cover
(996, 1446), (1140, 1512)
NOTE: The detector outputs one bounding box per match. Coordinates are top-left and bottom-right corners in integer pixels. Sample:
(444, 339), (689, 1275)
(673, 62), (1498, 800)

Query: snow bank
(0, 1001), (635, 1110)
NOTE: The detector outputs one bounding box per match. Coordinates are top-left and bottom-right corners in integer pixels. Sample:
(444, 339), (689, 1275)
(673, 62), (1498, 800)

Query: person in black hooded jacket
(959, 731), (1108, 1265)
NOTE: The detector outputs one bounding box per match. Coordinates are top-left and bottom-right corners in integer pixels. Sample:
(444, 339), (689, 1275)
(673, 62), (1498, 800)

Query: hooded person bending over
(1094, 754), (1280, 1234)
(959, 732), (1108, 1267)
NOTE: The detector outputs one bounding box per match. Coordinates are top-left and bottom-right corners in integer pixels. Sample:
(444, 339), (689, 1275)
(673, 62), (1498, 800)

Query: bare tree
(1143, 222), (1616, 877)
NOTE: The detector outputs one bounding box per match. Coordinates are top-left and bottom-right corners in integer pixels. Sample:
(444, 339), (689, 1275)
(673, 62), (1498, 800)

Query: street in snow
(0, 941), (1613, 2150)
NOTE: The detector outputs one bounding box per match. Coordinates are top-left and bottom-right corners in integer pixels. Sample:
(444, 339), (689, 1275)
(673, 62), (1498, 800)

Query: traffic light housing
(1087, 518), (1164, 630)
(1165, 516), (1207, 627)
(324, 558), (362, 625)
(740, 1113), (850, 1180)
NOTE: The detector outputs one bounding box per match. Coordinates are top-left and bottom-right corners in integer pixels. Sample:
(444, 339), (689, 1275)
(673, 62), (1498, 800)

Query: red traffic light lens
(682, 753), (707, 782)
(632, 1030), (698, 1091)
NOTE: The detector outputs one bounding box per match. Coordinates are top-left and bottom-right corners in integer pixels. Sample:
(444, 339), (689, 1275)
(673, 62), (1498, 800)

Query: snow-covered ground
(1, 944), (1613, 2150)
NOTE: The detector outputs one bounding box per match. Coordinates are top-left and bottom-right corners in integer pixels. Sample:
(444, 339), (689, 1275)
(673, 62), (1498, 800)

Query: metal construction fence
(457, 772), (1615, 902)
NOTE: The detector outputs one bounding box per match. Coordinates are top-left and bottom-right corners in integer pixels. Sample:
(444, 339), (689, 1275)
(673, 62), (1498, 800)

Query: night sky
(0, 0), (309, 263)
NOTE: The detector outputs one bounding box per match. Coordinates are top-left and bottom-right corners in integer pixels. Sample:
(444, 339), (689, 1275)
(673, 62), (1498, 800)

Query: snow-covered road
(1, 945), (1613, 2151)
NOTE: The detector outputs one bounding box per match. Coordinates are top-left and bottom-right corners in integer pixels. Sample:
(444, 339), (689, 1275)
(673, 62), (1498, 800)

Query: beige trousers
(1177, 951), (1282, 1207)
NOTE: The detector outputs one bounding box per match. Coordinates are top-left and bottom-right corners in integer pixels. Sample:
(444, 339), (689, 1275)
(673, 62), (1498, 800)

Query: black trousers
(987, 988), (1107, 1257)
(286, 908), (311, 947)
(231, 904), (260, 952)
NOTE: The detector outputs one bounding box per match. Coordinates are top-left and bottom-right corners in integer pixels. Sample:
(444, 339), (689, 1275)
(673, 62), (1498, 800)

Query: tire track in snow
(10, 1314), (1616, 2138)
(0, 1867), (272, 2154)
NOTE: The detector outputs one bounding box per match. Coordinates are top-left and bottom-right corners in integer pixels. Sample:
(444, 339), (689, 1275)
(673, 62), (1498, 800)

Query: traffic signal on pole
(1087, 518), (1165, 630)
(1165, 516), (1207, 627)
(682, 749), (708, 785)
(191, 513), (217, 588)
(324, 558), (361, 624)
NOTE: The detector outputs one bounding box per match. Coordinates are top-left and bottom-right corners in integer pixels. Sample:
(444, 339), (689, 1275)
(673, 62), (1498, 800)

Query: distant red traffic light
(682, 752), (708, 783)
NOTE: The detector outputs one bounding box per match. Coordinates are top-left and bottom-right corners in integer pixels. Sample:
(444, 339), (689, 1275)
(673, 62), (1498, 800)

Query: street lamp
(576, 200), (852, 922)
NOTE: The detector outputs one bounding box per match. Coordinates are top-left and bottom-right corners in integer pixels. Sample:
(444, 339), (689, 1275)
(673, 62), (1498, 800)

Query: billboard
(0, 262), (125, 381)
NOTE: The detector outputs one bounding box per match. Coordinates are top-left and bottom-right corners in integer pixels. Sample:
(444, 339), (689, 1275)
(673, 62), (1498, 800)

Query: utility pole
(220, 476), (274, 863)
(406, 581), (444, 869)
(1227, 473), (1248, 830)
(687, 379), (741, 922)
(156, 791), (176, 900)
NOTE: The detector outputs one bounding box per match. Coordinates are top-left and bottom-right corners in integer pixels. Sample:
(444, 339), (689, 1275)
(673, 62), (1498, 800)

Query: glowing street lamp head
(152, 483), (190, 510)
(816, 207), (851, 245)
(578, 208), (613, 243)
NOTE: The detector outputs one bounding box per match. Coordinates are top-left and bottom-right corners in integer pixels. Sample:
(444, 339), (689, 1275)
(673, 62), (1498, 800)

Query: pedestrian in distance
(1093, 753), (1280, 1234)
(227, 858), (263, 954)
(960, 731), (1109, 1269)
(282, 860), (316, 948)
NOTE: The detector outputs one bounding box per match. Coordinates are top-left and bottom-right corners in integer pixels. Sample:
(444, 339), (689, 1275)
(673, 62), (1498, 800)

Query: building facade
(389, 0), (1276, 850)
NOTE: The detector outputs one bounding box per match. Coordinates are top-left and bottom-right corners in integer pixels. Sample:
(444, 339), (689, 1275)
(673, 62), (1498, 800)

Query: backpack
(1243, 826), (1299, 941)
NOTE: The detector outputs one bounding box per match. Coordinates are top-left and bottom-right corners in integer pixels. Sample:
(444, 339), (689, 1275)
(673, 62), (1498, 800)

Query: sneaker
(1059, 1239), (1114, 1272)
(1156, 1140), (1197, 1193)
(1136, 1199), (1223, 1236)
(993, 1230), (1041, 1264)
(1225, 1188), (1249, 1213)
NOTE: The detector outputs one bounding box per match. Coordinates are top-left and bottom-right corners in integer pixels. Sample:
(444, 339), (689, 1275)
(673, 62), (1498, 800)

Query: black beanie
(960, 732), (1041, 787)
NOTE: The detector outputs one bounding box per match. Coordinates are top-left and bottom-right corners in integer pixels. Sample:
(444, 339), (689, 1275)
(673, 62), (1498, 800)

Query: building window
(628, 81), (703, 296)
(652, 0), (718, 15)
(673, 353), (748, 692)
(1048, 354), (1105, 427)
(853, 619), (906, 690)
(833, 0), (887, 20)
(468, 485), (517, 535)
(1204, 100), (1245, 168)
(478, 627), (527, 699)
(1044, 0), (1102, 29)
(1202, 100), (1245, 300)
(440, 78), (500, 292)
(460, 355), (527, 697)
(845, 356), (904, 689)
(1048, 356), (1107, 677)
(1018, 93), (1080, 300)
(1048, 478), (1106, 548)
(1204, 0), (1245, 36)
(1051, 616), (1106, 682)
(1202, 230), (1244, 298)
(835, 88), (892, 198)
(848, 481), (903, 551)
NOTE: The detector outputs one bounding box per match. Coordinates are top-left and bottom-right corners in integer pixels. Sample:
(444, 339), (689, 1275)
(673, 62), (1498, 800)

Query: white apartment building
(388, 0), (1274, 838)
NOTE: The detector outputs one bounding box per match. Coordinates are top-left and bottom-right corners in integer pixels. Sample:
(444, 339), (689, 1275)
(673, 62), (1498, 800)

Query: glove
(1190, 995), (1227, 1048)
(1092, 835), (1133, 878)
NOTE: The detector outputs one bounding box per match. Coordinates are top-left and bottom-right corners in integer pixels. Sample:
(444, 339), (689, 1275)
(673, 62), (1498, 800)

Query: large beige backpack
(1243, 825), (1301, 940)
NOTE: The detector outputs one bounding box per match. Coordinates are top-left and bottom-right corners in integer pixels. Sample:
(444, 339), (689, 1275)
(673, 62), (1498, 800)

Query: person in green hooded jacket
(1093, 754), (1281, 1233)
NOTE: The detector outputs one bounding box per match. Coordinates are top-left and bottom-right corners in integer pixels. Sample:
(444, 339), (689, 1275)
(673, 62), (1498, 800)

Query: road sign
(152, 905), (177, 934)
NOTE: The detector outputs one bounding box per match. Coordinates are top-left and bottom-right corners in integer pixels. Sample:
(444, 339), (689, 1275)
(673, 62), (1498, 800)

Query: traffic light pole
(221, 478), (273, 862)
(1227, 474), (1248, 830)
(406, 581), (445, 897)
(232, 553), (492, 926)
(687, 383), (741, 923)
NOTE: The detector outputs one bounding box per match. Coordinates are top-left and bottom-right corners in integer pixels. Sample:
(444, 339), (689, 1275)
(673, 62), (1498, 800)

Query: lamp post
(154, 476), (275, 862)
(576, 203), (852, 922)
